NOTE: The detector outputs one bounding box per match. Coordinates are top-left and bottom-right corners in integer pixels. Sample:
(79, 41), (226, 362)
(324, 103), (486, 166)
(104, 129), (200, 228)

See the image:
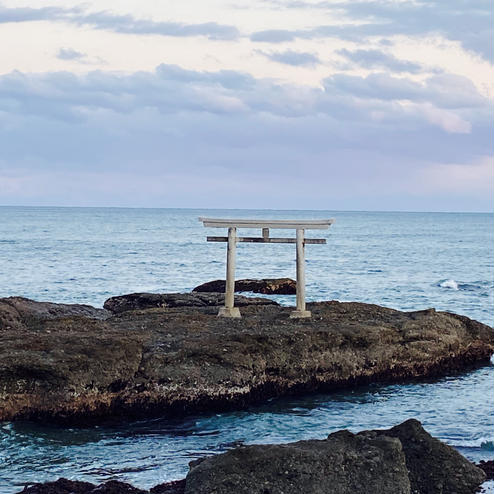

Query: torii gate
(199, 217), (334, 318)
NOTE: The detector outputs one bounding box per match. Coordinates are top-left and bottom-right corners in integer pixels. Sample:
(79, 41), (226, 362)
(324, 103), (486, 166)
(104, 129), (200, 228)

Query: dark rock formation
(0, 297), (109, 331)
(184, 419), (486, 494)
(16, 421), (486, 494)
(185, 429), (410, 494)
(18, 479), (146, 494)
(150, 480), (186, 494)
(0, 296), (492, 422)
(192, 278), (296, 295)
(103, 292), (277, 314)
(18, 479), (184, 494)
(477, 460), (494, 481)
(371, 419), (486, 494)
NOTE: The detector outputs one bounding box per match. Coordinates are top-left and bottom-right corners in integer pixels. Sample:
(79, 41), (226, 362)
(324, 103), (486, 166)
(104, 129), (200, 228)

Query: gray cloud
(57, 48), (86, 61)
(0, 2), (491, 210)
(337, 49), (422, 73)
(322, 72), (487, 109)
(258, 49), (320, 66)
(0, 4), (239, 40)
(71, 11), (239, 40)
(250, 29), (296, 43)
(0, 64), (490, 211)
(252, 0), (493, 62)
(0, 4), (81, 22)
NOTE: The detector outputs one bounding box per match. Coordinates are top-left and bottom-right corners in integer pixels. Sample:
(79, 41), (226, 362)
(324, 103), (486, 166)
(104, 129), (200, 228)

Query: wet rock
(150, 480), (186, 494)
(17, 479), (186, 494)
(18, 479), (147, 494)
(476, 460), (494, 481)
(0, 297), (492, 422)
(103, 292), (277, 314)
(192, 278), (296, 295)
(371, 419), (486, 494)
(18, 478), (97, 493)
(185, 429), (410, 494)
(86, 481), (147, 493)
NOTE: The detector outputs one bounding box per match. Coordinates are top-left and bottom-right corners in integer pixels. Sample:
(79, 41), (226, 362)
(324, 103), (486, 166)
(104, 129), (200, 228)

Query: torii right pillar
(290, 228), (311, 318)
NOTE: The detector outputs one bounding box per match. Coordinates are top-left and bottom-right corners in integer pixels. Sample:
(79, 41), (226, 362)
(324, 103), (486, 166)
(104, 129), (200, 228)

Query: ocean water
(0, 207), (493, 493)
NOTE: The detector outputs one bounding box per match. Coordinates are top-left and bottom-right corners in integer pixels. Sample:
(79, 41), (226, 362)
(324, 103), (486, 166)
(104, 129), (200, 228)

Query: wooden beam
(207, 236), (326, 244)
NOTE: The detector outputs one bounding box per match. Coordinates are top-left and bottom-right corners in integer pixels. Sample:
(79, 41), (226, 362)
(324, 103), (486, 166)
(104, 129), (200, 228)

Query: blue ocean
(0, 207), (493, 493)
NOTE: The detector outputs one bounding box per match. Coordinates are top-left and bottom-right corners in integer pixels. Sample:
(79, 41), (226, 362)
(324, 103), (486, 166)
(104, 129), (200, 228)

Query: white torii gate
(199, 217), (334, 319)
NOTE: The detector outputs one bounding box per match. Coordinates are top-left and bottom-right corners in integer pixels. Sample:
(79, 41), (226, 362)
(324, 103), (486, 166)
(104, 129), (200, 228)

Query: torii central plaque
(199, 217), (334, 319)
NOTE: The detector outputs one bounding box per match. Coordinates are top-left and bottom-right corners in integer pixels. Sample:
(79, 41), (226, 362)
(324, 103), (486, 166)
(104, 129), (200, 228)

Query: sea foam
(439, 279), (459, 290)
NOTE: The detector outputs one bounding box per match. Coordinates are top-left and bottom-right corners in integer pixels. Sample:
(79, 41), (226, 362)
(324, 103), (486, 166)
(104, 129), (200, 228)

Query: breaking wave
(437, 279), (491, 294)
(449, 438), (494, 451)
(438, 279), (459, 290)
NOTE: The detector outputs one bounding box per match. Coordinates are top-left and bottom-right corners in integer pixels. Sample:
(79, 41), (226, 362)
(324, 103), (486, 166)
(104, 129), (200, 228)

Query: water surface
(0, 207), (492, 492)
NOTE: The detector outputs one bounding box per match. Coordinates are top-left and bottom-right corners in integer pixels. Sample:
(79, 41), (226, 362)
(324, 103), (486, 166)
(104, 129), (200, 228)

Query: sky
(0, 0), (492, 211)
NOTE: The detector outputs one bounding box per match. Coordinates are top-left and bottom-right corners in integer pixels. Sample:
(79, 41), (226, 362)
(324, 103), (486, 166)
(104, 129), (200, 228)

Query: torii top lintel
(199, 217), (334, 229)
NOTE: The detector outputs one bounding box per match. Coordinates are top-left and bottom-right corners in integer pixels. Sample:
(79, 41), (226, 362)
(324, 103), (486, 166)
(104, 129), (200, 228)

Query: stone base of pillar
(290, 309), (311, 319)
(217, 307), (241, 318)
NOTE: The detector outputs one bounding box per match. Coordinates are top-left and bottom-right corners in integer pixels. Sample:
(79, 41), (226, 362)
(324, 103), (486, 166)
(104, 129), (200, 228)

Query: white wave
(449, 438), (494, 450)
(439, 279), (459, 290)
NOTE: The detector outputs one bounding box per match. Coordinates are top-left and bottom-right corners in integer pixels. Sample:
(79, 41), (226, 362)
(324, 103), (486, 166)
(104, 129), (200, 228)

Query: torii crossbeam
(199, 217), (334, 318)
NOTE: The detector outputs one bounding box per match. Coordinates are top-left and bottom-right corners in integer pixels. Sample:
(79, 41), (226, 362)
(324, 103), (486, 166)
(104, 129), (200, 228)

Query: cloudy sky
(0, 0), (492, 211)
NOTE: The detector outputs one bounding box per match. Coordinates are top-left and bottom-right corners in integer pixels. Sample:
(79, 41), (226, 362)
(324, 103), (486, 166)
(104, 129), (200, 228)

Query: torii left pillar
(217, 226), (241, 318)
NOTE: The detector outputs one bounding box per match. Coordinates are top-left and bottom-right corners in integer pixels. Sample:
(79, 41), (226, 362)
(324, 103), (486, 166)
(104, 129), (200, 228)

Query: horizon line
(0, 204), (492, 214)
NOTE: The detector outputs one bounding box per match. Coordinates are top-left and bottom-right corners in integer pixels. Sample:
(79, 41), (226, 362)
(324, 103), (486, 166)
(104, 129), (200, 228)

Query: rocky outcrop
(372, 419), (486, 494)
(184, 419), (485, 494)
(18, 479), (146, 493)
(15, 421), (486, 494)
(103, 292), (277, 314)
(185, 429), (410, 494)
(18, 479), (186, 494)
(150, 480), (186, 494)
(477, 460), (494, 481)
(0, 296), (492, 422)
(0, 297), (109, 331)
(192, 278), (296, 295)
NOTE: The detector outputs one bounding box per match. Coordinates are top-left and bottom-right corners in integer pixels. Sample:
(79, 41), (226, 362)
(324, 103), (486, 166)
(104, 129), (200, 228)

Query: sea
(0, 206), (492, 493)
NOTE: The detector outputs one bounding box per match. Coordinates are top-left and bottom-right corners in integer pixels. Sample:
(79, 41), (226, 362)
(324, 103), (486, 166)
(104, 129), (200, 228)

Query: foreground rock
(185, 419), (485, 494)
(17, 420), (486, 494)
(192, 278), (296, 295)
(372, 419), (486, 494)
(18, 479), (147, 493)
(19, 479), (186, 494)
(0, 294), (492, 422)
(186, 428), (410, 494)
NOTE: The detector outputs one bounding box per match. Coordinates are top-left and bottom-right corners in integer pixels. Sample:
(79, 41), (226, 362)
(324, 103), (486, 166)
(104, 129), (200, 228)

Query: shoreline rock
(192, 278), (296, 295)
(16, 420), (487, 494)
(0, 294), (492, 423)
